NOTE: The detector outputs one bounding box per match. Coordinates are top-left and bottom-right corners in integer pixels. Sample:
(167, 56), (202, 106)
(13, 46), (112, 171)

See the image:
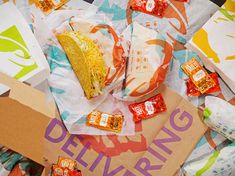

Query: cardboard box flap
(0, 73), (56, 165)
(0, 72), (55, 118)
(0, 97), (50, 165)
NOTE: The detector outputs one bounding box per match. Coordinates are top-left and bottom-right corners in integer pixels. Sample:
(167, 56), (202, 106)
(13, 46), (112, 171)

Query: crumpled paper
(92, 0), (219, 42)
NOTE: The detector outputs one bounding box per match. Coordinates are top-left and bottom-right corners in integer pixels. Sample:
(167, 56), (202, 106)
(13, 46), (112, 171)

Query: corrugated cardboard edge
(0, 72), (56, 118)
(0, 73), (57, 167)
(0, 97), (50, 165)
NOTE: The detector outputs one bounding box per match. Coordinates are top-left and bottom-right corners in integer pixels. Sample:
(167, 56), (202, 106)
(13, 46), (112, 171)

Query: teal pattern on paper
(0, 146), (43, 175)
(75, 115), (88, 124)
(47, 45), (71, 72)
(50, 87), (65, 94)
(98, 0), (138, 21)
(61, 111), (70, 121)
(196, 131), (217, 148)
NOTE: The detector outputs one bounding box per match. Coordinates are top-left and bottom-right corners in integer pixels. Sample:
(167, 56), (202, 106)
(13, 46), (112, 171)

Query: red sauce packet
(186, 72), (221, 97)
(130, 0), (168, 18)
(69, 170), (82, 176)
(129, 93), (167, 122)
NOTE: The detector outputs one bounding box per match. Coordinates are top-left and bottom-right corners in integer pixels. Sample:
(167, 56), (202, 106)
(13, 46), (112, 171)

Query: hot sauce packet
(33, 0), (69, 14)
(128, 94), (167, 122)
(69, 170), (82, 176)
(57, 157), (76, 171)
(52, 165), (70, 176)
(130, 0), (168, 18)
(186, 72), (221, 97)
(181, 58), (216, 94)
(87, 111), (123, 133)
(52, 157), (82, 176)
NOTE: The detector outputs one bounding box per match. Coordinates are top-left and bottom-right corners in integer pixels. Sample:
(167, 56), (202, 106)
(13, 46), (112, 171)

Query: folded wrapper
(115, 22), (173, 101)
(183, 142), (235, 176)
(204, 96), (235, 141)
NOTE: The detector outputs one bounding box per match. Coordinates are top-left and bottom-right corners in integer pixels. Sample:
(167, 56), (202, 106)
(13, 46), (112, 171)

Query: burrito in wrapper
(123, 22), (172, 101)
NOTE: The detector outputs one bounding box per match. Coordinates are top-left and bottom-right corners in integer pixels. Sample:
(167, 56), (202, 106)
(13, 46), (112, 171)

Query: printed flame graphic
(90, 24), (127, 86)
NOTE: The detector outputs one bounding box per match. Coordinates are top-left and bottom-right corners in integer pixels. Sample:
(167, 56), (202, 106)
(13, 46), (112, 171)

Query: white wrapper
(204, 96), (235, 141)
(183, 142), (235, 176)
(0, 163), (9, 176)
(114, 22), (173, 101)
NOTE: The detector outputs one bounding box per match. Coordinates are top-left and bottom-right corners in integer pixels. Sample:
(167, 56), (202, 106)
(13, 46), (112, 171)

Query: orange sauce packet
(87, 111), (123, 133)
(57, 157), (76, 171)
(33, 0), (69, 14)
(181, 58), (215, 94)
(52, 165), (69, 176)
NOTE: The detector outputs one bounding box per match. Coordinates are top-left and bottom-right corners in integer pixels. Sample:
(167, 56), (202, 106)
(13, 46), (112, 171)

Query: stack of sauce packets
(181, 58), (216, 95)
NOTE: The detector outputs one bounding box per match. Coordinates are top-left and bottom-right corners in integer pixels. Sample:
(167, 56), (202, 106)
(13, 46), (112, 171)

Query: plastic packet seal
(203, 96), (235, 141)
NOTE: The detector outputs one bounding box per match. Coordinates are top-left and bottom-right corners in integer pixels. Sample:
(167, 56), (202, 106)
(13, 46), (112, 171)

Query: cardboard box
(0, 72), (54, 165)
(0, 72), (207, 176)
(0, 2), (50, 86)
(186, 1), (235, 92)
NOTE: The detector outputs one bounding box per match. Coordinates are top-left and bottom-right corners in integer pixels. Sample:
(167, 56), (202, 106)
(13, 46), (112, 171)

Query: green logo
(0, 25), (38, 79)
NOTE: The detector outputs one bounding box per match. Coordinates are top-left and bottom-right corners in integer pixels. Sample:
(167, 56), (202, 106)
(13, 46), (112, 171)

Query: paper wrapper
(183, 129), (230, 164)
(69, 17), (127, 86)
(31, 6), (134, 135)
(92, 0), (219, 42)
(183, 142), (235, 176)
(114, 22), (173, 101)
(204, 96), (235, 141)
(91, 0), (220, 104)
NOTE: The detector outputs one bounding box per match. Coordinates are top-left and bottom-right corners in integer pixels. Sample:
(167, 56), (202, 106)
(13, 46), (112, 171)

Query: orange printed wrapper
(186, 72), (221, 97)
(123, 22), (173, 101)
(33, 0), (69, 14)
(181, 58), (215, 94)
(87, 111), (123, 133)
(57, 157), (76, 171)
